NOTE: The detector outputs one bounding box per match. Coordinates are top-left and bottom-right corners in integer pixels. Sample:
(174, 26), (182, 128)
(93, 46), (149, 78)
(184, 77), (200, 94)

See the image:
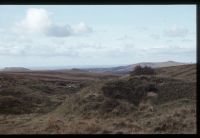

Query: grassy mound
(102, 75), (195, 106)
(55, 75), (195, 119)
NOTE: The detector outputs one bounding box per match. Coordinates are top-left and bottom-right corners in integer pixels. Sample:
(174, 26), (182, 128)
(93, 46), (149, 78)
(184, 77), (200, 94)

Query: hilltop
(1, 67), (30, 72)
(155, 64), (196, 82)
(83, 61), (186, 74)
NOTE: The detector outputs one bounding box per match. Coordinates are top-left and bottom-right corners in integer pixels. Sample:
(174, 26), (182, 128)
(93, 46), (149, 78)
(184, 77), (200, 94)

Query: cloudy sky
(0, 5), (196, 68)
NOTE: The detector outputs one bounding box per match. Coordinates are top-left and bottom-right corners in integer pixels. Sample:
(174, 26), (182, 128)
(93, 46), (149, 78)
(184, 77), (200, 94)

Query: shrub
(102, 79), (149, 106)
(130, 65), (156, 76)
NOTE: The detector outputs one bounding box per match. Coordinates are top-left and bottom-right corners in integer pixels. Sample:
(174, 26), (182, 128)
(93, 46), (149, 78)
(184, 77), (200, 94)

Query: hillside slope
(0, 64), (196, 134)
(156, 64), (196, 82)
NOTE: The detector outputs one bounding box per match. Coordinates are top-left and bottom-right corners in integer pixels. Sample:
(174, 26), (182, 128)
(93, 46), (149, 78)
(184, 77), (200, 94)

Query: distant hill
(1, 67), (30, 72)
(155, 64), (196, 82)
(83, 61), (187, 74)
(0, 61), (187, 74)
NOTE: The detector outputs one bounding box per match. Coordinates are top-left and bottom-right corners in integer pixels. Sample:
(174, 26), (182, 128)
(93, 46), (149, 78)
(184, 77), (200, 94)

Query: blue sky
(0, 5), (196, 68)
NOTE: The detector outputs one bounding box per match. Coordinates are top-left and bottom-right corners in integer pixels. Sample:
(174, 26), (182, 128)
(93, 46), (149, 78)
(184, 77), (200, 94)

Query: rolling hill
(1, 67), (31, 72)
(155, 64), (196, 82)
(83, 61), (187, 74)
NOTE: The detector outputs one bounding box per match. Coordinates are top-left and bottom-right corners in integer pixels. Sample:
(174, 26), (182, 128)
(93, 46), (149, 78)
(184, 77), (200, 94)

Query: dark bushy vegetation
(130, 65), (156, 76)
(101, 75), (195, 106)
(102, 76), (158, 106)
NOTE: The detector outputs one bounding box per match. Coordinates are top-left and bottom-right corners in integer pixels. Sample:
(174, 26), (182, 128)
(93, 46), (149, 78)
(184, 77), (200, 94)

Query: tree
(130, 65), (155, 76)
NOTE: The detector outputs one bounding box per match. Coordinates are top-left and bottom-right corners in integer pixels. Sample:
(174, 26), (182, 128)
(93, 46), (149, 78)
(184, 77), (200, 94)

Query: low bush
(102, 77), (157, 106)
(130, 65), (156, 76)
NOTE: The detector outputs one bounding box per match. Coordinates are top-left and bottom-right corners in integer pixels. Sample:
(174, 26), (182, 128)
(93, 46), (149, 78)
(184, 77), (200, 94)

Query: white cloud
(46, 22), (93, 37)
(0, 44), (29, 56)
(164, 25), (189, 37)
(14, 8), (93, 37)
(15, 8), (52, 34)
(72, 22), (93, 34)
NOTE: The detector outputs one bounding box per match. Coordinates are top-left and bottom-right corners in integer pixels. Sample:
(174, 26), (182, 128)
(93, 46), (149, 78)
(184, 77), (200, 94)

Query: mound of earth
(102, 75), (196, 105)
(54, 75), (195, 118)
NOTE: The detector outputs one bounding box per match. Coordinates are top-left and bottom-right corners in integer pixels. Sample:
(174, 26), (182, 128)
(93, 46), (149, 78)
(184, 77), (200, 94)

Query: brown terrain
(0, 64), (196, 134)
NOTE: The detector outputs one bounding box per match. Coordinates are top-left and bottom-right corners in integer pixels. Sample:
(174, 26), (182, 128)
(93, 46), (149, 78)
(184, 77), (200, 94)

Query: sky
(0, 5), (196, 68)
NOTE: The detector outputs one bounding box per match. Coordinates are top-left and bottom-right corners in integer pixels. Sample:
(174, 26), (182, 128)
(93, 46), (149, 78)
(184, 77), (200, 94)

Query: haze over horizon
(0, 60), (195, 70)
(0, 5), (196, 68)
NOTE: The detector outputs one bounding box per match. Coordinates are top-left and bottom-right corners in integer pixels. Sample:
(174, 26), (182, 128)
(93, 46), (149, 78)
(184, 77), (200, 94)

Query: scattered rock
(147, 92), (158, 97)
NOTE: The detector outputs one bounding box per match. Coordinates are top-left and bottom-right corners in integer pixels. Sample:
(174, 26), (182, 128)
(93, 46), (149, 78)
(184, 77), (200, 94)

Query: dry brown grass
(156, 64), (196, 82)
(0, 64), (196, 134)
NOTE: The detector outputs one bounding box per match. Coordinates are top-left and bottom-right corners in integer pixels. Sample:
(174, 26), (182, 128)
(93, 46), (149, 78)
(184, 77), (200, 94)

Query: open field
(0, 64), (196, 134)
